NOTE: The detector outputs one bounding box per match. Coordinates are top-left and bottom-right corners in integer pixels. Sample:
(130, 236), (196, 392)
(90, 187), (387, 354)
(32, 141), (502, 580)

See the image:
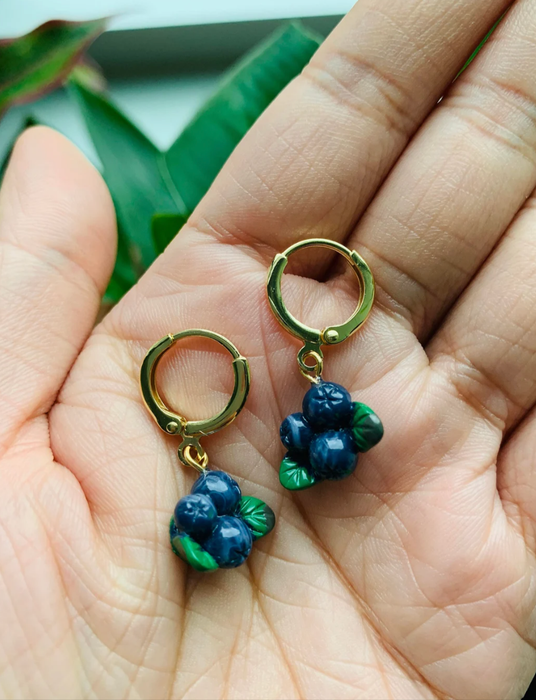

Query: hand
(2, 1), (536, 698)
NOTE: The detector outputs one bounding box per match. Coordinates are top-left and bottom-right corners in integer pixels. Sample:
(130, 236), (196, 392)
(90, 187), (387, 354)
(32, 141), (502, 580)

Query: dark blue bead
(170, 516), (180, 541)
(174, 494), (217, 539)
(309, 429), (358, 480)
(280, 412), (314, 453)
(302, 381), (353, 430)
(202, 515), (253, 568)
(191, 470), (242, 515)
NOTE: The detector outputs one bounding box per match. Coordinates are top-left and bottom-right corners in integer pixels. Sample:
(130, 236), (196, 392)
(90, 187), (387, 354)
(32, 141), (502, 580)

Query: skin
(2, 0), (536, 697)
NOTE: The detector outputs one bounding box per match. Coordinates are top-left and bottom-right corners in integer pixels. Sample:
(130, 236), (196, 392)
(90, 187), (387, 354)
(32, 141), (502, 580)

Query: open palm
(2, 1), (536, 698)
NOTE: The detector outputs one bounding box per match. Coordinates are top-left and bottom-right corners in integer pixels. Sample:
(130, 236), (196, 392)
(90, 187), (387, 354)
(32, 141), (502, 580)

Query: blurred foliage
(151, 213), (189, 255)
(70, 22), (323, 300)
(0, 19), (105, 115)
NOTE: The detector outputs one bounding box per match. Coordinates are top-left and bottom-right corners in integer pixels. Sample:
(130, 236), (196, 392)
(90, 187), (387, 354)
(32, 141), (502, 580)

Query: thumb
(0, 126), (116, 455)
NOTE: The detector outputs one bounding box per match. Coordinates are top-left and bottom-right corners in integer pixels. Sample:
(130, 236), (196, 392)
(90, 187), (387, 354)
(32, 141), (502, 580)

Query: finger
(429, 185), (536, 549)
(188, 0), (512, 275)
(428, 190), (536, 435)
(0, 127), (116, 455)
(346, 0), (536, 339)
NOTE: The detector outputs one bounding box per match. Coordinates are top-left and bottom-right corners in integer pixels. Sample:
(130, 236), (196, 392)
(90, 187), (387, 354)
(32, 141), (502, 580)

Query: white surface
(2, 0), (353, 37)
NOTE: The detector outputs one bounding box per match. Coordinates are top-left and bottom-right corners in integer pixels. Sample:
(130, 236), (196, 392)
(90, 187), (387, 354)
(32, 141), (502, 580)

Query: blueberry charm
(279, 381), (383, 490)
(140, 329), (276, 573)
(267, 239), (384, 492)
(170, 469), (275, 571)
(280, 413), (314, 452)
(203, 515), (253, 568)
(191, 470), (241, 514)
(303, 381), (353, 430)
(309, 429), (358, 480)
(174, 494), (217, 539)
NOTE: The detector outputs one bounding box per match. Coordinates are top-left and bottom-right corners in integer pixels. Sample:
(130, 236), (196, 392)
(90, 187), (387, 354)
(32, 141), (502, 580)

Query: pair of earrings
(140, 239), (384, 573)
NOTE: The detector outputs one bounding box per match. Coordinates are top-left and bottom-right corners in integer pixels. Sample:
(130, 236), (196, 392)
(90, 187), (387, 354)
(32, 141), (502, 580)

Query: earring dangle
(267, 239), (384, 491)
(140, 329), (275, 572)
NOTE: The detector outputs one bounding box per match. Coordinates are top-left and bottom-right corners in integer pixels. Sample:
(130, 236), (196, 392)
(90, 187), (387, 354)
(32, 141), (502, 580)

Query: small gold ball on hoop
(324, 329), (339, 344)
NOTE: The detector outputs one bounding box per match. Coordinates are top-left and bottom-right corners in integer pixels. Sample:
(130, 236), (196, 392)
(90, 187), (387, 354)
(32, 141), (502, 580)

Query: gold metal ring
(140, 329), (250, 470)
(266, 239), (375, 374)
(298, 349), (324, 384)
(180, 441), (209, 472)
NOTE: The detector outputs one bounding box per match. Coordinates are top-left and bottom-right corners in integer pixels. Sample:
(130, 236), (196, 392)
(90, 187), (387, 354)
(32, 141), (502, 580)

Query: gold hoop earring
(141, 329), (275, 571)
(267, 239), (384, 491)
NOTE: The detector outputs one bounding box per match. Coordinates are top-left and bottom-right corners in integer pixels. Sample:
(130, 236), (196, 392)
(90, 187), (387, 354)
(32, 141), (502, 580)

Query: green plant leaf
(169, 519), (219, 572)
(69, 80), (188, 268)
(279, 455), (317, 491)
(351, 402), (384, 452)
(237, 496), (275, 540)
(70, 61), (107, 93)
(0, 19), (105, 115)
(457, 15), (504, 77)
(103, 211), (139, 303)
(165, 22), (322, 213)
(151, 212), (188, 255)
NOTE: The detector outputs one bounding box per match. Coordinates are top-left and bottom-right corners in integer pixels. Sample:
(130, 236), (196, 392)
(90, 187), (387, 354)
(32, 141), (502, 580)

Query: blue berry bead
(302, 381), (353, 430)
(174, 493), (217, 540)
(191, 470), (242, 515)
(202, 515), (253, 568)
(309, 429), (358, 480)
(280, 413), (314, 453)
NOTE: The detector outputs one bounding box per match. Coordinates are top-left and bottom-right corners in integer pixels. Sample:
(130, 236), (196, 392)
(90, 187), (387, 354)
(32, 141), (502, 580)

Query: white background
(2, 0), (353, 37)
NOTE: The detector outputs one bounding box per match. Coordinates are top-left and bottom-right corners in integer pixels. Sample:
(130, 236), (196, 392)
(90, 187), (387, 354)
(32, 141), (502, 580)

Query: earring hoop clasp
(140, 329), (250, 471)
(266, 239), (375, 381)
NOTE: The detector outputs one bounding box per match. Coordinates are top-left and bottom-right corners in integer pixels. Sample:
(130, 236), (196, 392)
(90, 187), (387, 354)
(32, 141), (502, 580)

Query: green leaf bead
(169, 519), (219, 572)
(351, 402), (384, 452)
(279, 455), (317, 491)
(237, 496), (276, 540)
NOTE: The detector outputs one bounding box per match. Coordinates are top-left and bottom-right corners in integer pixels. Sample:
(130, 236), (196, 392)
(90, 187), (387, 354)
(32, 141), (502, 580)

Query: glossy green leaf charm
(237, 496), (275, 540)
(169, 519), (219, 572)
(351, 402), (384, 452)
(279, 455), (317, 491)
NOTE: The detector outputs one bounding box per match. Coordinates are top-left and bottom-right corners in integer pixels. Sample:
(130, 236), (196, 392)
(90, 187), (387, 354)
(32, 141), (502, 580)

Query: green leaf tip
(351, 402), (384, 452)
(279, 455), (317, 491)
(169, 519), (219, 572)
(237, 496), (275, 539)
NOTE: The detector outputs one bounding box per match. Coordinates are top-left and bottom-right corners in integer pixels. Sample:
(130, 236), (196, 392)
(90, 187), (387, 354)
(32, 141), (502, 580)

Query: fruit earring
(267, 239), (384, 490)
(140, 329), (275, 571)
